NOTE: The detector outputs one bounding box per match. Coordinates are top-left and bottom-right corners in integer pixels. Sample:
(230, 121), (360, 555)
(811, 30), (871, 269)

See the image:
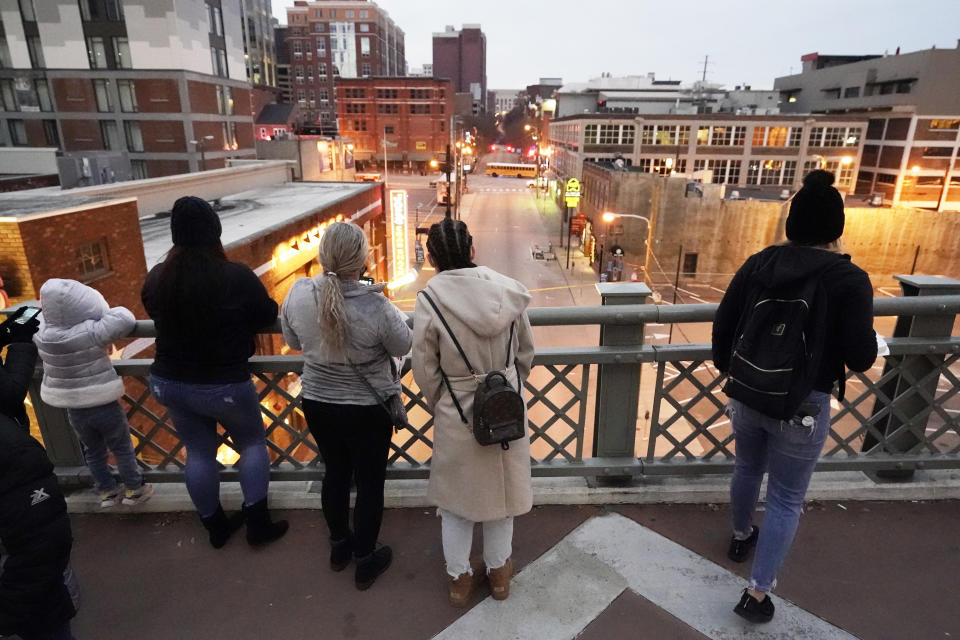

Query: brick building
(432, 24), (486, 115)
(336, 76), (453, 172)
(283, 0), (405, 132)
(775, 44), (960, 211)
(0, 0), (257, 179)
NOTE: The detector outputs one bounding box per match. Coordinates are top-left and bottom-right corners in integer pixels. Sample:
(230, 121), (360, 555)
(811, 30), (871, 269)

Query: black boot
(200, 505), (245, 549)
(243, 498), (289, 547)
(331, 535), (353, 572)
(354, 545), (392, 590)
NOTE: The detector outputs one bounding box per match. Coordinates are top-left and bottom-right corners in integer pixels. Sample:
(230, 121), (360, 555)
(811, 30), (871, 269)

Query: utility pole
(668, 244), (683, 343)
(383, 128), (389, 188)
(444, 142), (452, 219)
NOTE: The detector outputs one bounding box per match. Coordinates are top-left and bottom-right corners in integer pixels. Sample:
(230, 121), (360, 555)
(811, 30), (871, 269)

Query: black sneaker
(727, 526), (759, 563)
(734, 589), (775, 623)
(354, 545), (393, 591)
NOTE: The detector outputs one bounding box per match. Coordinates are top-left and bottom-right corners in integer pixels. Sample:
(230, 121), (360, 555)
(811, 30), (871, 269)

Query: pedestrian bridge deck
(65, 496), (959, 639)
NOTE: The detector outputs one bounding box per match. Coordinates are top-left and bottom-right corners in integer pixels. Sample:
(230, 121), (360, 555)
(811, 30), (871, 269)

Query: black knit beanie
(786, 170), (845, 245)
(170, 196), (222, 247)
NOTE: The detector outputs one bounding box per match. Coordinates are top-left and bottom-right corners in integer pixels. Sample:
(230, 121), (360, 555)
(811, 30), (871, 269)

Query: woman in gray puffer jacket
(34, 278), (152, 508)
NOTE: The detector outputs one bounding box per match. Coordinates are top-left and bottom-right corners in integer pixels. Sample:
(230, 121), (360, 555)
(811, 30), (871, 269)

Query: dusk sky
(272, 0), (958, 90)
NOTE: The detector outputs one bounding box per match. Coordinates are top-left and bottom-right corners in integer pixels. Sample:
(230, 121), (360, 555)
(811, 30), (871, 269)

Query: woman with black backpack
(712, 170), (878, 623)
(412, 215), (535, 608)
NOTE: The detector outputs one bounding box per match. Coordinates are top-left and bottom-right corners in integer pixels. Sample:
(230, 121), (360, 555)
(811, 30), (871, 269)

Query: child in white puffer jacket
(34, 278), (152, 508)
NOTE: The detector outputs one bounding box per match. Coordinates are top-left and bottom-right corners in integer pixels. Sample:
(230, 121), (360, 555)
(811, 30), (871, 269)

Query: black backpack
(723, 261), (842, 420)
(419, 291), (526, 450)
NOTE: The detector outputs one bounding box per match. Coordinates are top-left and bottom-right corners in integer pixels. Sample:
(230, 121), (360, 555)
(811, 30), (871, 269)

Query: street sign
(565, 196), (580, 208)
(565, 178), (581, 197)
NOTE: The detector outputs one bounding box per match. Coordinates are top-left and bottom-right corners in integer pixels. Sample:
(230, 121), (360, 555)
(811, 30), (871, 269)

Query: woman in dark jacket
(712, 170), (878, 623)
(142, 196), (287, 549)
(0, 412), (75, 640)
(0, 306), (40, 429)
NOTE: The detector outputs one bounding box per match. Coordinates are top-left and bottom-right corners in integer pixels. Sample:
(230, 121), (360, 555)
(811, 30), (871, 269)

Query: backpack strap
(418, 291), (470, 425)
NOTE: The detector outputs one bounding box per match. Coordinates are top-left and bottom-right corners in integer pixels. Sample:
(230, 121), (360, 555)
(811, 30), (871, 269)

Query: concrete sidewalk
(65, 497), (960, 639)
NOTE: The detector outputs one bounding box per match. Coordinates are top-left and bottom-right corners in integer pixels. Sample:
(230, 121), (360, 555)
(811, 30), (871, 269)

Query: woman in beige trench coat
(412, 216), (535, 608)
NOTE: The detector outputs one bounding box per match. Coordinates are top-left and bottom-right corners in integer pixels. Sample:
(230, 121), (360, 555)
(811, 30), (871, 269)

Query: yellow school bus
(485, 162), (537, 178)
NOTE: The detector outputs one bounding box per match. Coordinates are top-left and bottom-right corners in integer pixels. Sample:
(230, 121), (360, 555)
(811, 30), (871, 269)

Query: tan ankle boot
(447, 558), (486, 608)
(488, 557), (513, 601)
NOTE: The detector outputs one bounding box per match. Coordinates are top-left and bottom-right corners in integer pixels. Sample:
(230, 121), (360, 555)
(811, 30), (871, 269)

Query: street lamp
(189, 135), (215, 172)
(602, 212), (650, 225)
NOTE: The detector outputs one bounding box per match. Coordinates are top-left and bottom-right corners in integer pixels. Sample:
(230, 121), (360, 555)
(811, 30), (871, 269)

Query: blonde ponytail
(315, 222), (369, 356)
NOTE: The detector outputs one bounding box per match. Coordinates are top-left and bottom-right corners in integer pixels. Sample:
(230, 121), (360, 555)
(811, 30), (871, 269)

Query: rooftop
(0, 192), (115, 219)
(139, 181), (375, 267)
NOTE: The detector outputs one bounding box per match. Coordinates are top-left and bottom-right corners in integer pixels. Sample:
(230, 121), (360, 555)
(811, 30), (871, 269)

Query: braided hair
(425, 215), (476, 272)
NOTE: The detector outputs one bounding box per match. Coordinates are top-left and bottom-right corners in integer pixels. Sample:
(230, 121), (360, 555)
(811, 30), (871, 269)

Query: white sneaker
(122, 483), (154, 506)
(99, 486), (124, 508)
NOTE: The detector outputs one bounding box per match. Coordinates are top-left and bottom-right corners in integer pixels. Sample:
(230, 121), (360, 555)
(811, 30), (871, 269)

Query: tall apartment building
(283, 0), (405, 132)
(775, 44), (960, 211)
(241, 0), (275, 87)
(432, 24), (486, 115)
(336, 76), (452, 173)
(0, 0), (256, 179)
(488, 89), (522, 115)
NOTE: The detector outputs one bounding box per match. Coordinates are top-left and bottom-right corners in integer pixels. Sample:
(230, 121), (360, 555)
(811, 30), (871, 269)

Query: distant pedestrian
(142, 196), (288, 549)
(413, 216), (535, 607)
(712, 170), (878, 623)
(281, 222), (411, 590)
(34, 279), (153, 508)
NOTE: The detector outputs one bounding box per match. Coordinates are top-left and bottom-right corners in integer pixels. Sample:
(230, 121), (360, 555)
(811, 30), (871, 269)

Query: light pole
(189, 134), (215, 172)
(602, 212), (652, 285)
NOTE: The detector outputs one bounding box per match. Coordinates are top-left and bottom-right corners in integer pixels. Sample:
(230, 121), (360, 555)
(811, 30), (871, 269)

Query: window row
(692, 159), (742, 184)
(803, 160), (854, 187)
(310, 8), (370, 19)
(745, 160), (797, 186)
(808, 126), (861, 147)
(78, 0), (124, 22)
(751, 126), (803, 147)
(637, 157), (687, 175)
(341, 103), (440, 115)
(696, 125), (746, 146)
(584, 124), (635, 146)
(86, 36), (131, 69)
(0, 78), (53, 112)
(640, 125), (691, 146)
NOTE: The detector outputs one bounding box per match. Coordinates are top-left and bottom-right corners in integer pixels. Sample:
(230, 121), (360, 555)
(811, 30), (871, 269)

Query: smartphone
(14, 306), (41, 324)
(359, 276), (375, 285)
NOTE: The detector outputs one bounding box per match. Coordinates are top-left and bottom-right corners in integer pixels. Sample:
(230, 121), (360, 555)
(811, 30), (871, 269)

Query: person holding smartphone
(0, 306), (41, 429)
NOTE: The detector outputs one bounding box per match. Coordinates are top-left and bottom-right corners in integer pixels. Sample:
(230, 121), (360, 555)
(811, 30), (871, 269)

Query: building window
(384, 125), (394, 134)
(216, 85), (233, 115)
(27, 36), (45, 68)
(921, 146), (953, 157)
(361, 63), (371, 77)
(78, 0), (93, 20)
(318, 62), (327, 77)
(93, 79), (112, 112)
(876, 173), (897, 185)
(360, 10), (369, 18)
(7, 120), (27, 146)
(788, 127), (802, 147)
(112, 37), (131, 69)
(376, 88), (398, 99)
(42, 119), (59, 146)
(296, 89), (305, 103)
(18, 0), (36, 22)
(209, 5), (223, 36)
(35, 79), (53, 111)
(360, 37), (370, 57)
(345, 10), (354, 18)
(316, 38), (326, 55)
(117, 80), (137, 112)
(682, 253), (698, 277)
(319, 88), (329, 103)
(86, 37), (108, 68)
(1, 79), (17, 111)
(105, 0), (123, 20)
(843, 87), (860, 98)
(344, 88), (365, 98)
(100, 120), (122, 150)
(360, 23), (369, 32)
(77, 240), (110, 281)
(347, 103), (367, 114)
(315, 23), (325, 32)
(131, 160), (148, 180)
(929, 119), (960, 130)
(0, 37), (11, 68)
(409, 104), (430, 115)
(124, 120), (143, 151)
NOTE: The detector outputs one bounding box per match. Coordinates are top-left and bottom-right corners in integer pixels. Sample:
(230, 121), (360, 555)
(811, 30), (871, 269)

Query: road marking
(434, 513), (856, 640)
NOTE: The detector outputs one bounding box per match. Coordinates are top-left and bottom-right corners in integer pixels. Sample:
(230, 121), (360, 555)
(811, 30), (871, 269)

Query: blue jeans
(149, 376), (270, 518)
(67, 401), (143, 493)
(729, 390), (832, 593)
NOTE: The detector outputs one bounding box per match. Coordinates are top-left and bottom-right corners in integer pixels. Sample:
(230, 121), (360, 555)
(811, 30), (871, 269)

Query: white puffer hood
(39, 278), (109, 328)
(422, 266), (531, 338)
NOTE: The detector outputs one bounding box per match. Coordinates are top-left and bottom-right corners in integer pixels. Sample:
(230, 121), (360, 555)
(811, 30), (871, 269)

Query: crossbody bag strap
(346, 358), (395, 419)
(418, 290), (470, 425)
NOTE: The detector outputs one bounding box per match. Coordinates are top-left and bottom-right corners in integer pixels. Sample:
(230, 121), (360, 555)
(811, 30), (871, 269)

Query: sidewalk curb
(64, 469), (960, 514)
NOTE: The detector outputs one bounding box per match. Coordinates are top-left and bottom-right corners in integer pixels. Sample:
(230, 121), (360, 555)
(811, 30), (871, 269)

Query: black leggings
(301, 398), (393, 556)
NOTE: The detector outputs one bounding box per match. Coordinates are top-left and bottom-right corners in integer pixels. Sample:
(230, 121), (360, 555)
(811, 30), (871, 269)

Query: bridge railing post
(28, 377), (84, 468)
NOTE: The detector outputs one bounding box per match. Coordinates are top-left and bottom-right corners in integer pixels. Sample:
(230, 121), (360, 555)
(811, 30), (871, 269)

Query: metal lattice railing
(28, 289), (960, 481)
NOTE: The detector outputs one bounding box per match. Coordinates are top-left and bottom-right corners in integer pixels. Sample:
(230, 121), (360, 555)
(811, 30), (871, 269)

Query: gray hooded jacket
(281, 276), (412, 404)
(34, 279), (135, 409)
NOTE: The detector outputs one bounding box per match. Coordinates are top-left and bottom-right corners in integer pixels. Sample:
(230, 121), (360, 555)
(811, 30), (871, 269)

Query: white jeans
(439, 508), (513, 578)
